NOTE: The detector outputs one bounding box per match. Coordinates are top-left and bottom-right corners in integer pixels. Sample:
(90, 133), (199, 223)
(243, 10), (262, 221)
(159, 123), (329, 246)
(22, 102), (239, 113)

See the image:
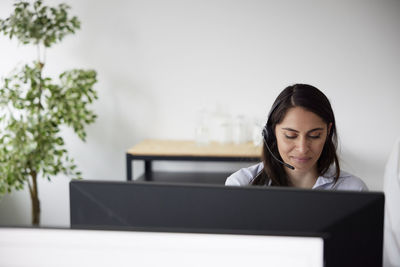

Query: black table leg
(145, 160), (152, 181)
(126, 154), (133, 181)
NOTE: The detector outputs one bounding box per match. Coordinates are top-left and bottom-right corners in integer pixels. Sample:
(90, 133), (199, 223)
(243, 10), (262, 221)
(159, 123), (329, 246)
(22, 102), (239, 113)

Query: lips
(291, 156), (312, 163)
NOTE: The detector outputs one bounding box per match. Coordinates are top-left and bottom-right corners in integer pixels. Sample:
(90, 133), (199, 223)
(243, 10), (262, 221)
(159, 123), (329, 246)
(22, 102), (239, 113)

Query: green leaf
(0, 0), (81, 47)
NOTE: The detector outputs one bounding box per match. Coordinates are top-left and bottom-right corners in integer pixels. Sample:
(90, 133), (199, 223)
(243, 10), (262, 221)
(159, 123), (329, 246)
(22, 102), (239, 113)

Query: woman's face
(275, 107), (331, 173)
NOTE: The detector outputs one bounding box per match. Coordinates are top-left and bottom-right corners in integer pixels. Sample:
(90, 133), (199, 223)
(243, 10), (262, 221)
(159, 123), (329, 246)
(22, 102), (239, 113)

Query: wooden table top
(127, 139), (262, 158)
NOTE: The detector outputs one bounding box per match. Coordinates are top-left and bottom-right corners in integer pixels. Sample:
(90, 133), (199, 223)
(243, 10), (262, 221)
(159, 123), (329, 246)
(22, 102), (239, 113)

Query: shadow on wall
(340, 149), (386, 191)
(55, 1), (161, 181)
(0, 189), (30, 226)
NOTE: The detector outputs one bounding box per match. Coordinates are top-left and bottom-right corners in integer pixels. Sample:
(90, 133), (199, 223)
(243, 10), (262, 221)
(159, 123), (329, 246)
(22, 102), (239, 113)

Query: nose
(295, 136), (310, 154)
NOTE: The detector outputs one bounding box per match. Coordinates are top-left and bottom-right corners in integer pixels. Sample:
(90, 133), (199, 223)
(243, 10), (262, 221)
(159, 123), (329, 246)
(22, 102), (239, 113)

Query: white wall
(0, 0), (399, 227)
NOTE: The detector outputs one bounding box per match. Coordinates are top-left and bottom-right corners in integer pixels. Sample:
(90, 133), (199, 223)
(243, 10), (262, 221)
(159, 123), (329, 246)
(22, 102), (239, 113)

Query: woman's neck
(286, 167), (319, 189)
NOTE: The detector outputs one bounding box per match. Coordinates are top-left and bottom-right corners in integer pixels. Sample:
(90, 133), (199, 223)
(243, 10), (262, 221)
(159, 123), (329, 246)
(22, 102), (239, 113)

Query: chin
(292, 166), (312, 172)
(289, 162), (316, 172)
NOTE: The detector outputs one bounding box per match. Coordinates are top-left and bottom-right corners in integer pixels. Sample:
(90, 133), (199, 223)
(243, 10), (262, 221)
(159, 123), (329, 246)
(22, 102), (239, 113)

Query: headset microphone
(262, 127), (295, 170)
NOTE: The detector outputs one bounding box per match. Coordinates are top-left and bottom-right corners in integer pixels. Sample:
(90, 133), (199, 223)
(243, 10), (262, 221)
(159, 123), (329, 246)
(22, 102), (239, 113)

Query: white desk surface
(0, 227), (323, 267)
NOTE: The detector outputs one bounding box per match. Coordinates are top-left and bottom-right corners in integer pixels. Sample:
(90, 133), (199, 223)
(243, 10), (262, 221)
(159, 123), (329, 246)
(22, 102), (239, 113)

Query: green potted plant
(0, 0), (98, 226)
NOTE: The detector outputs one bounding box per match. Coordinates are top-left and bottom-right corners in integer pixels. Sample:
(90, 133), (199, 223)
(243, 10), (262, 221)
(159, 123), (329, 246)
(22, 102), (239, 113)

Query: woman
(226, 84), (368, 191)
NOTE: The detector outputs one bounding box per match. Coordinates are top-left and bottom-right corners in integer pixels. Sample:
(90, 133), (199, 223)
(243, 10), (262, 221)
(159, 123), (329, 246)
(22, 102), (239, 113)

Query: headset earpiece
(262, 125), (268, 142)
(262, 99), (295, 170)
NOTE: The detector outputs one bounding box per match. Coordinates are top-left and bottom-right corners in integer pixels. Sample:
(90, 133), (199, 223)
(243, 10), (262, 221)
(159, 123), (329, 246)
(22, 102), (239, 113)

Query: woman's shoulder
(319, 167), (369, 191)
(225, 162), (264, 186)
(336, 170), (369, 191)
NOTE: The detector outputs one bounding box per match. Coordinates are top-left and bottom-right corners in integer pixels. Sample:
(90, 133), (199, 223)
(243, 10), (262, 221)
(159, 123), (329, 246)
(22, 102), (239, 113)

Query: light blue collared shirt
(225, 162), (368, 191)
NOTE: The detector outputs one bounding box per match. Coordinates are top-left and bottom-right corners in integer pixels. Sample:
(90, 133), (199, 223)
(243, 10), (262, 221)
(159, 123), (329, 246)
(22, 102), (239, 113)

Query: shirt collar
(312, 166), (336, 189)
(313, 176), (335, 189)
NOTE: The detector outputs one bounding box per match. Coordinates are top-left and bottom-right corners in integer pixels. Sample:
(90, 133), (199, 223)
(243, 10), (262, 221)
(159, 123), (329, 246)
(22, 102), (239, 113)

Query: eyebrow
(281, 127), (325, 133)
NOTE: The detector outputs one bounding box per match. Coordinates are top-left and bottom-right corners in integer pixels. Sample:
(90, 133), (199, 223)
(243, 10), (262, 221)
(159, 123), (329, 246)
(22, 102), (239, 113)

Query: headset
(262, 98), (295, 170)
(250, 95), (295, 185)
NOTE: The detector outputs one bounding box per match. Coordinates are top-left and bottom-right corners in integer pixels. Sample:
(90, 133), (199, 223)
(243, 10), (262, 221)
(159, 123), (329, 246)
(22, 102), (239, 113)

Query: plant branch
(30, 170), (38, 197)
(27, 170), (33, 197)
(37, 44), (41, 63)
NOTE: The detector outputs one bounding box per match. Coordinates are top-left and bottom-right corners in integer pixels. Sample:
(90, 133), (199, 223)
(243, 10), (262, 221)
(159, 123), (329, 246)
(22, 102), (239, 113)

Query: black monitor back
(70, 180), (384, 267)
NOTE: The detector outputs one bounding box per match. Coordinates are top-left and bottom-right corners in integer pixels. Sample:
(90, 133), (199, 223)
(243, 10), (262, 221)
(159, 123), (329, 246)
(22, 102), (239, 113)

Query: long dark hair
(252, 84), (340, 186)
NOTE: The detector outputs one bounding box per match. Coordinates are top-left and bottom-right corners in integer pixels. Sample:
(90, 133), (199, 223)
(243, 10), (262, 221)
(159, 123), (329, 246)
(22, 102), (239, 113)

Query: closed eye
(284, 134), (321, 139)
(308, 134), (321, 139)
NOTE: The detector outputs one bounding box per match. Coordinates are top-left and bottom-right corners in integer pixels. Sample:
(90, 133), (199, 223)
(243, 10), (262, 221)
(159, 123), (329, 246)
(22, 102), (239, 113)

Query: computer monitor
(70, 180), (384, 267)
(0, 227), (323, 267)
